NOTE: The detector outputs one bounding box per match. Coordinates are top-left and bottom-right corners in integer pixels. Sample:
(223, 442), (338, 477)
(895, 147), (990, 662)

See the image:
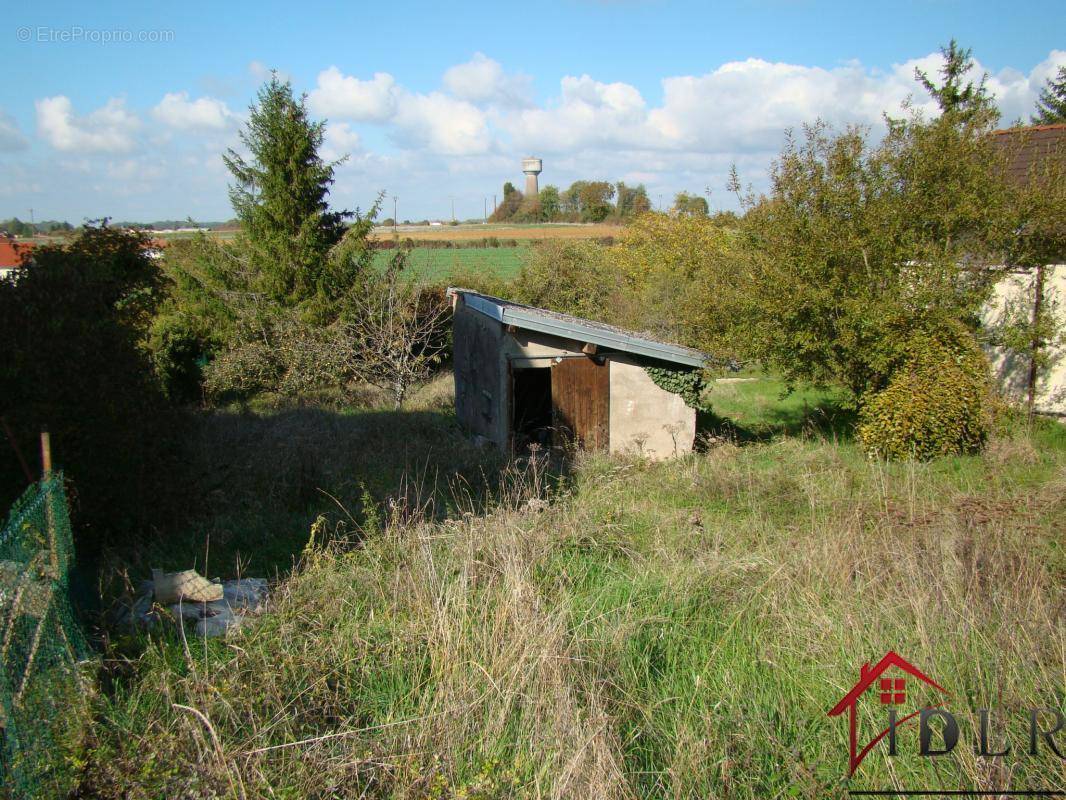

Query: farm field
(372, 244), (528, 283)
(372, 221), (621, 242)
(14, 221), (616, 250)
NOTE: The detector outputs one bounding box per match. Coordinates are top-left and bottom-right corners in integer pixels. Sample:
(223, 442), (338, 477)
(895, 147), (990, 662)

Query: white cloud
(505, 74), (653, 153)
(309, 65), (491, 156)
(11, 49), (1066, 222)
(320, 122), (361, 162)
(502, 51), (1066, 167)
(152, 92), (236, 131)
(985, 50), (1066, 123)
(443, 52), (532, 107)
(0, 111), (29, 152)
(308, 67), (398, 121)
(391, 91), (492, 156)
(35, 96), (140, 154)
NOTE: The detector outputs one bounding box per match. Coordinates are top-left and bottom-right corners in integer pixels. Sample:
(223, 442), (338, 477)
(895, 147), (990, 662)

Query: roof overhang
(449, 288), (707, 369)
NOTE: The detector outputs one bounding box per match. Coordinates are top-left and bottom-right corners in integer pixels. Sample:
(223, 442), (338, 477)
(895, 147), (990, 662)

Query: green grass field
(84, 375), (1066, 798)
(373, 246), (528, 284)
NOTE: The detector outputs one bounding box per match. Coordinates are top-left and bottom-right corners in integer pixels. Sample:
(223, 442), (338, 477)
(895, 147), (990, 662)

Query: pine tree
(1032, 66), (1066, 124)
(224, 75), (353, 307)
(915, 39), (996, 124)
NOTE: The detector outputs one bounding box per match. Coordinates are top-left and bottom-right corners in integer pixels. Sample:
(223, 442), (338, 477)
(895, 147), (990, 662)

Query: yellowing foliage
(858, 328), (994, 460)
(612, 213), (747, 356)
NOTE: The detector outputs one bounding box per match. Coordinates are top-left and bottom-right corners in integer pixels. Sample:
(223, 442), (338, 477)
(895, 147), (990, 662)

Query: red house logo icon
(827, 651), (950, 776)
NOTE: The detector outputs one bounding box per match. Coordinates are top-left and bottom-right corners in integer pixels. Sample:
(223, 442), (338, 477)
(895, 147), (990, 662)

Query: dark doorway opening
(512, 367), (553, 450)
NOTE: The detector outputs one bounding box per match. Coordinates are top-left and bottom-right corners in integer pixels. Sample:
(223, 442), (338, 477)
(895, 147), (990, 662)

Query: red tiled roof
(0, 238), (35, 269)
(989, 123), (1066, 187)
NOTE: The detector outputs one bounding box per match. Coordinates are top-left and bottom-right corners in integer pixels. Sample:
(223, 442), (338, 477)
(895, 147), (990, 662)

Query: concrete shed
(447, 288), (708, 459)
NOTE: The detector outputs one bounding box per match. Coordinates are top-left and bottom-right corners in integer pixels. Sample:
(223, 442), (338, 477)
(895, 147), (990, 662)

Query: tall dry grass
(84, 422), (1065, 798)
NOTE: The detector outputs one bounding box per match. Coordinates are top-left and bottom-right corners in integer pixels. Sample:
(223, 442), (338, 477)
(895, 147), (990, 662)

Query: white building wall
(983, 264), (1066, 415)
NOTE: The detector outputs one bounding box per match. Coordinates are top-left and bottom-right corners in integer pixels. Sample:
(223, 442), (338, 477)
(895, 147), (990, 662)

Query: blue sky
(2, 0), (1064, 222)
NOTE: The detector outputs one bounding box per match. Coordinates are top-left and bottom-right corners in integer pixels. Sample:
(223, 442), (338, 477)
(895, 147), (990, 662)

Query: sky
(2, 0), (1064, 223)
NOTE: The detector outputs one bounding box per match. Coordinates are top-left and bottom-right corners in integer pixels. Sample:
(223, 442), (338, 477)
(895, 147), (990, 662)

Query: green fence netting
(1, 474), (92, 799)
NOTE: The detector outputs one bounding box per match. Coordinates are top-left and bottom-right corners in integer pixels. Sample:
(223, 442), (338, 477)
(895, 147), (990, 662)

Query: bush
(150, 314), (209, 403)
(858, 330), (993, 460)
(512, 239), (619, 320)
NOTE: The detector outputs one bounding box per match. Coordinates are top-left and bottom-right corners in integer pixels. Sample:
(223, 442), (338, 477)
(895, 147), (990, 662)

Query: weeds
(83, 408), (1065, 798)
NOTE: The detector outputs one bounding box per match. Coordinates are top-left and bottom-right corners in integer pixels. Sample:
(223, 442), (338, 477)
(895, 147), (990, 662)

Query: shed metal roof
(447, 287), (707, 368)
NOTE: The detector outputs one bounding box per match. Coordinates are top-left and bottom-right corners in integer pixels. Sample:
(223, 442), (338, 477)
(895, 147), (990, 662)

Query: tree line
(489, 180), (725, 224)
(1, 218), (74, 236)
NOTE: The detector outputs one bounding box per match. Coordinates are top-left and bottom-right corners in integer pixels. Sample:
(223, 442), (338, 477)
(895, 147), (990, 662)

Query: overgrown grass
(111, 374), (504, 582)
(84, 376), (1066, 798)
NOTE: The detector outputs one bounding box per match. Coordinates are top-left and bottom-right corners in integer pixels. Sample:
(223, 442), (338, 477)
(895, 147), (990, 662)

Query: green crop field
(372, 246), (527, 283)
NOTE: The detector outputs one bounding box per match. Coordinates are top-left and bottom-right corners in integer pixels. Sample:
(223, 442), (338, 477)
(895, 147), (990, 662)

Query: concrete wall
(608, 359), (696, 459)
(502, 329), (576, 364)
(452, 302), (508, 446)
(983, 264), (1066, 415)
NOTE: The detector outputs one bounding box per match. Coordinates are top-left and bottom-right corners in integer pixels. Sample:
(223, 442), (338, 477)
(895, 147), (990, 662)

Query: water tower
(522, 157), (542, 196)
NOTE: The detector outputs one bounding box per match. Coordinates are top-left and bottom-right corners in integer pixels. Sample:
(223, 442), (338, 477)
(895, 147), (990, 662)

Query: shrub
(858, 330), (993, 460)
(612, 212), (747, 354)
(150, 314), (210, 403)
(512, 239), (619, 320)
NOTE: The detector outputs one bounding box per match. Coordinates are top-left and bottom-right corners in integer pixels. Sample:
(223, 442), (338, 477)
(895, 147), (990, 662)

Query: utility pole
(483, 197), (487, 224)
(450, 197), (455, 223)
(493, 194), (497, 214)
(393, 196), (398, 235)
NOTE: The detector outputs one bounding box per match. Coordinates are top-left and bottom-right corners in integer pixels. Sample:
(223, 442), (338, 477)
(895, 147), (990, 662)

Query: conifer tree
(1032, 66), (1066, 124)
(915, 39), (996, 123)
(224, 75), (353, 307)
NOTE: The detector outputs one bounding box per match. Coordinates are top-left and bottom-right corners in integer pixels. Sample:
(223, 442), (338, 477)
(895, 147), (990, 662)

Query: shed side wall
(452, 303), (508, 446)
(609, 359), (696, 459)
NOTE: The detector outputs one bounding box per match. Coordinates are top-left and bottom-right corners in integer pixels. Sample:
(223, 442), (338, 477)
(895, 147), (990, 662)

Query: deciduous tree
(672, 192), (709, 217)
(737, 113), (1009, 405)
(337, 254), (450, 408)
(538, 185), (561, 221)
(615, 183), (651, 218)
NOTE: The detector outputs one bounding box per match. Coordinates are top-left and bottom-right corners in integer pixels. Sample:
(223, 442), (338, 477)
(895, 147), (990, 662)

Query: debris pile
(112, 569), (268, 638)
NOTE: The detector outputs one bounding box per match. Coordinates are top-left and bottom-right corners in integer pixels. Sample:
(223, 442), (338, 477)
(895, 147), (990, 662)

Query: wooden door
(551, 357), (609, 451)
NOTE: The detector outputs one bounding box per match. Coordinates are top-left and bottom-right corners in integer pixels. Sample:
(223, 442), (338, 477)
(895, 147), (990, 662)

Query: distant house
(984, 123), (1066, 415)
(0, 238), (34, 282)
(447, 288), (707, 459)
